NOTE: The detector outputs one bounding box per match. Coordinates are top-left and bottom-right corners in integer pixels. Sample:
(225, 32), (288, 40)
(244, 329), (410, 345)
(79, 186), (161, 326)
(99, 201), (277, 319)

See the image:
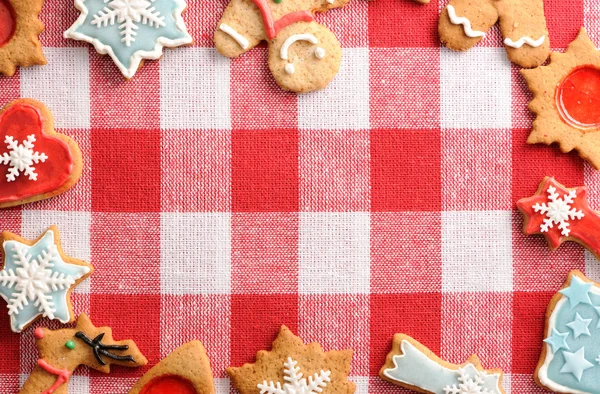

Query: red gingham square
(371, 212), (442, 293)
(371, 128), (441, 211)
(232, 129), (299, 212)
(299, 129), (370, 212)
(0, 209), (21, 233)
(39, 0), (83, 48)
(544, 0), (584, 48)
(161, 129), (231, 212)
(161, 294), (230, 377)
(91, 212), (160, 294)
(299, 294), (370, 376)
(0, 71), (19, 103)
(369, 293), (442, 376)
(370, 48), (440, 130)
(441, 292), (512, 371)
(91, 128), (161, 213)
(184, 0), (229, 47)
(231, 212), (298, 294)
(0, 313), (19, 374)
(315, 0), (368, 48)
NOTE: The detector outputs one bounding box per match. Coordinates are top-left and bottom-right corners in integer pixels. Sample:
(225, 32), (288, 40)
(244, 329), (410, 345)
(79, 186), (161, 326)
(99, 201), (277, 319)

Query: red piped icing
(556, 66), (600, 131)
(140, 375), (197, 394)
(0, 0), (15, 47)
(251, 0), (314, 39)
(37, 359), (71, 394)
(34, 327), (45, 339)
(0, 103), (74, 204)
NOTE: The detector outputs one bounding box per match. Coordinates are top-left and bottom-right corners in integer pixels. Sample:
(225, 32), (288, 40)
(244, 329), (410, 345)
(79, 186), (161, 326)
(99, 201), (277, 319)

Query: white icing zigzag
(446, 5), (485, 38)
(504, 35), (545, 49)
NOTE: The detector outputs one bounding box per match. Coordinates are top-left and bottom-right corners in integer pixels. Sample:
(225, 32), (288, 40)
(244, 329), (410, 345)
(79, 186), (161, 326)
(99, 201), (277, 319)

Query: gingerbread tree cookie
(439, 0), (550, 68)
(20, 313), (147, 394)
(0, 0), (47, 76)
(227, 325), (355, 394)
(522, 28), (600, 168)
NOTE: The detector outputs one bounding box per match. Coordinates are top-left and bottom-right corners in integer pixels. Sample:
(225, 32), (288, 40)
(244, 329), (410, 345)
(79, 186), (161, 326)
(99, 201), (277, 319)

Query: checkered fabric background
(1, 0), (600, 392)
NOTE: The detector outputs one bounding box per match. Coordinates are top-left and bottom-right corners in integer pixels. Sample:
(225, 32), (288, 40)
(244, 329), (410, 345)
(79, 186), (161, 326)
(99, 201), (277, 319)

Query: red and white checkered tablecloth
(1, 0), (600, 392)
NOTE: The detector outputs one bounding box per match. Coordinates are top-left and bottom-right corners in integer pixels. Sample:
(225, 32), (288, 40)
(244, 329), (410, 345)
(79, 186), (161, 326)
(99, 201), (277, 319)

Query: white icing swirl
(280, 33), (319, 60)
(446, 5), (485, 38)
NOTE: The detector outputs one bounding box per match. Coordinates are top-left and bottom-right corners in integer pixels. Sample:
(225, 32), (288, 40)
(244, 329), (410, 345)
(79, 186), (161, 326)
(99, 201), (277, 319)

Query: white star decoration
(257, 357), (331, 394)
(533, 185), (584, 237)
(0, 134), (48, 182)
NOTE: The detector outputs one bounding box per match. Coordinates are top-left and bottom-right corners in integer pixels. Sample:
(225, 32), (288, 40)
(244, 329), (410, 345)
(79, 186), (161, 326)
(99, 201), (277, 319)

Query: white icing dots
(315, 47), (326, 59)
(285, 63), (295, 75)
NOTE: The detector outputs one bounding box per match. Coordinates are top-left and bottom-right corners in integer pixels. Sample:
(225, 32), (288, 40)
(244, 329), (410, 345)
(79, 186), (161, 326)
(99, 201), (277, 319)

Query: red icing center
(140, 375), (197, 394)
(556, 66), (600, 131)
(0, 0), (16, 47)
(0, 103), (75, 204)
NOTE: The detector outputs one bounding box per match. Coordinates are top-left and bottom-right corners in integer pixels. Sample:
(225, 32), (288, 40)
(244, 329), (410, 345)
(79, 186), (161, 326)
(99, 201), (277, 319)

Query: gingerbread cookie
(521, 28), (600, 168)
(0, 0), (46, 76)
(439, 0), (550, 68)
(214, 0), (350, 93)
(0, 99), (83, 208)
(0, 226), (93, 333)
(536, 271), (600, 393)
(516, 177), (600, 259)
(380, 334), (506, 394)
(128, 341), (215, 394)
(20, 313), (147, 394)
(227, 325), (355, 394)
(64, 0), (193, 79)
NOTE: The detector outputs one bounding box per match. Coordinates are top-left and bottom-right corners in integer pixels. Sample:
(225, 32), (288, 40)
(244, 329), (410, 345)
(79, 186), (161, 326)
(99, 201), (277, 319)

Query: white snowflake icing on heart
(0, 135), (48, 182)
(257, 357), (331, 394)
(91, 0), (166, 47)
(443, 366), (494, 394)
(533, 185), (584, 237)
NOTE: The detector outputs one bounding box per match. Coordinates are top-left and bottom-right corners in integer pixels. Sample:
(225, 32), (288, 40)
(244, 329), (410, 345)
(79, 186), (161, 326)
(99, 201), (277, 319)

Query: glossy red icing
(0, 0), (15, 47)
(0, 103), (74, 204)
(556, 66), (600, 130)
(251, 0), (314, 39)
(140, 375), (197, 394)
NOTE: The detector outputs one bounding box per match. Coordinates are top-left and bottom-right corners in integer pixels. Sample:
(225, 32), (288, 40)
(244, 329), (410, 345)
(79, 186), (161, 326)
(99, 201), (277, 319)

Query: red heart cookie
(556, 66), (600, 130)
(0, 99), (82, 208)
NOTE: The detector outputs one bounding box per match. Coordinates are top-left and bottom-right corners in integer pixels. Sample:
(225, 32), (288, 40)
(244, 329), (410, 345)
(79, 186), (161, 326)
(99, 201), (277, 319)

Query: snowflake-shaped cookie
(64, 0), (192, 78)
(258, 357), (331, 394)
(0, 134), (48, 182)
(0, 228), (92, 332)
(533, 185), (584, 237)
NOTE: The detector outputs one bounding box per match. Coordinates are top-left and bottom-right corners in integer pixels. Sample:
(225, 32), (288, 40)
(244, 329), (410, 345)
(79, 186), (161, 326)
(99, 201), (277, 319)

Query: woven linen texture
(1, 0), (600, 392)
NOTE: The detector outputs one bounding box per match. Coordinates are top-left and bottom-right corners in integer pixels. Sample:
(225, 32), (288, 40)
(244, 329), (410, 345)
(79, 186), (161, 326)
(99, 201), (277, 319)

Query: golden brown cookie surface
(0, 0), (46, 76)
(227, 325), (355, 393)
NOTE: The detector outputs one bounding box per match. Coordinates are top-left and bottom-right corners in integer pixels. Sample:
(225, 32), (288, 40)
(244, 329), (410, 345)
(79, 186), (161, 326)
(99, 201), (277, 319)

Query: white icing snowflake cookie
(0, 226), (93, 332)
(64, 0), (193, 78)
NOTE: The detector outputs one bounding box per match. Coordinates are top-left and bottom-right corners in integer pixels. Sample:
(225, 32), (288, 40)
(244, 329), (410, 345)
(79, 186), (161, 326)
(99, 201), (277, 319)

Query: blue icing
(73, 0), (189, 70)
(0, 231), (90, 332)
(546, 282), (600, 392)
(544, 329), (570, 354)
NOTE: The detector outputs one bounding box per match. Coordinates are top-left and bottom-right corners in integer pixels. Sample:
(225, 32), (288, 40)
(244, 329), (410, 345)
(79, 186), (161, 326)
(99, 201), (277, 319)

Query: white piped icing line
(219, 23), (249, 50)
(504, 35), (545, 48)
(280, 33), (319, 60)
(446, 5), (485, 38)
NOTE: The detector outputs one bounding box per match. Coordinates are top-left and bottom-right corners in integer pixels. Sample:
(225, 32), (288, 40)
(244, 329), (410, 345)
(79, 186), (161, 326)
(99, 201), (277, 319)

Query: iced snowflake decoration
(0, 135), (48, 182)
(91, 0), (166, 46)
(257, 357), (331, 394)
(532, 185), (584, 237)
(0, 230), (90, 332)
(443, 366), (494, 394)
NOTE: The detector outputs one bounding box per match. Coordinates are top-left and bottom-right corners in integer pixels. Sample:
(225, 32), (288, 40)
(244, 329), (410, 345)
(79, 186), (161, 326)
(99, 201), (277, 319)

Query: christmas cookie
(438, 0), (550, 68)
(0, 99), (83, 209)
(0, 226), (93, 333)
(0, 0), (47, 76)
(128, 341), (215, 394)
(536, 271), (600, 393)
(516, 177), (600, 260)
(20, 313), (147, 394)
(380, 334), (505, 394)
(521, 28), (600, 168)
(227, 325), (355, 394)
(214, 0), (350, 93)
(64, 0), (193, 79)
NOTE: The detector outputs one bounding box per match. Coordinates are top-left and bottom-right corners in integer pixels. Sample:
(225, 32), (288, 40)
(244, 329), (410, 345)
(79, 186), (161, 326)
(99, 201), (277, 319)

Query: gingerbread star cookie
(128, 341), (215, 394)
(439, 0), (550, 68)
(0, 226), (93, 333)
(0, 0), (47, 76)
(0, 99), (84, 208)
(522, 28), (600, 168)
(227, 325), (355, 394)
(20, 313), (147, 394)
(64, 0), (193, 79)
(380, 334), (506, 394)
